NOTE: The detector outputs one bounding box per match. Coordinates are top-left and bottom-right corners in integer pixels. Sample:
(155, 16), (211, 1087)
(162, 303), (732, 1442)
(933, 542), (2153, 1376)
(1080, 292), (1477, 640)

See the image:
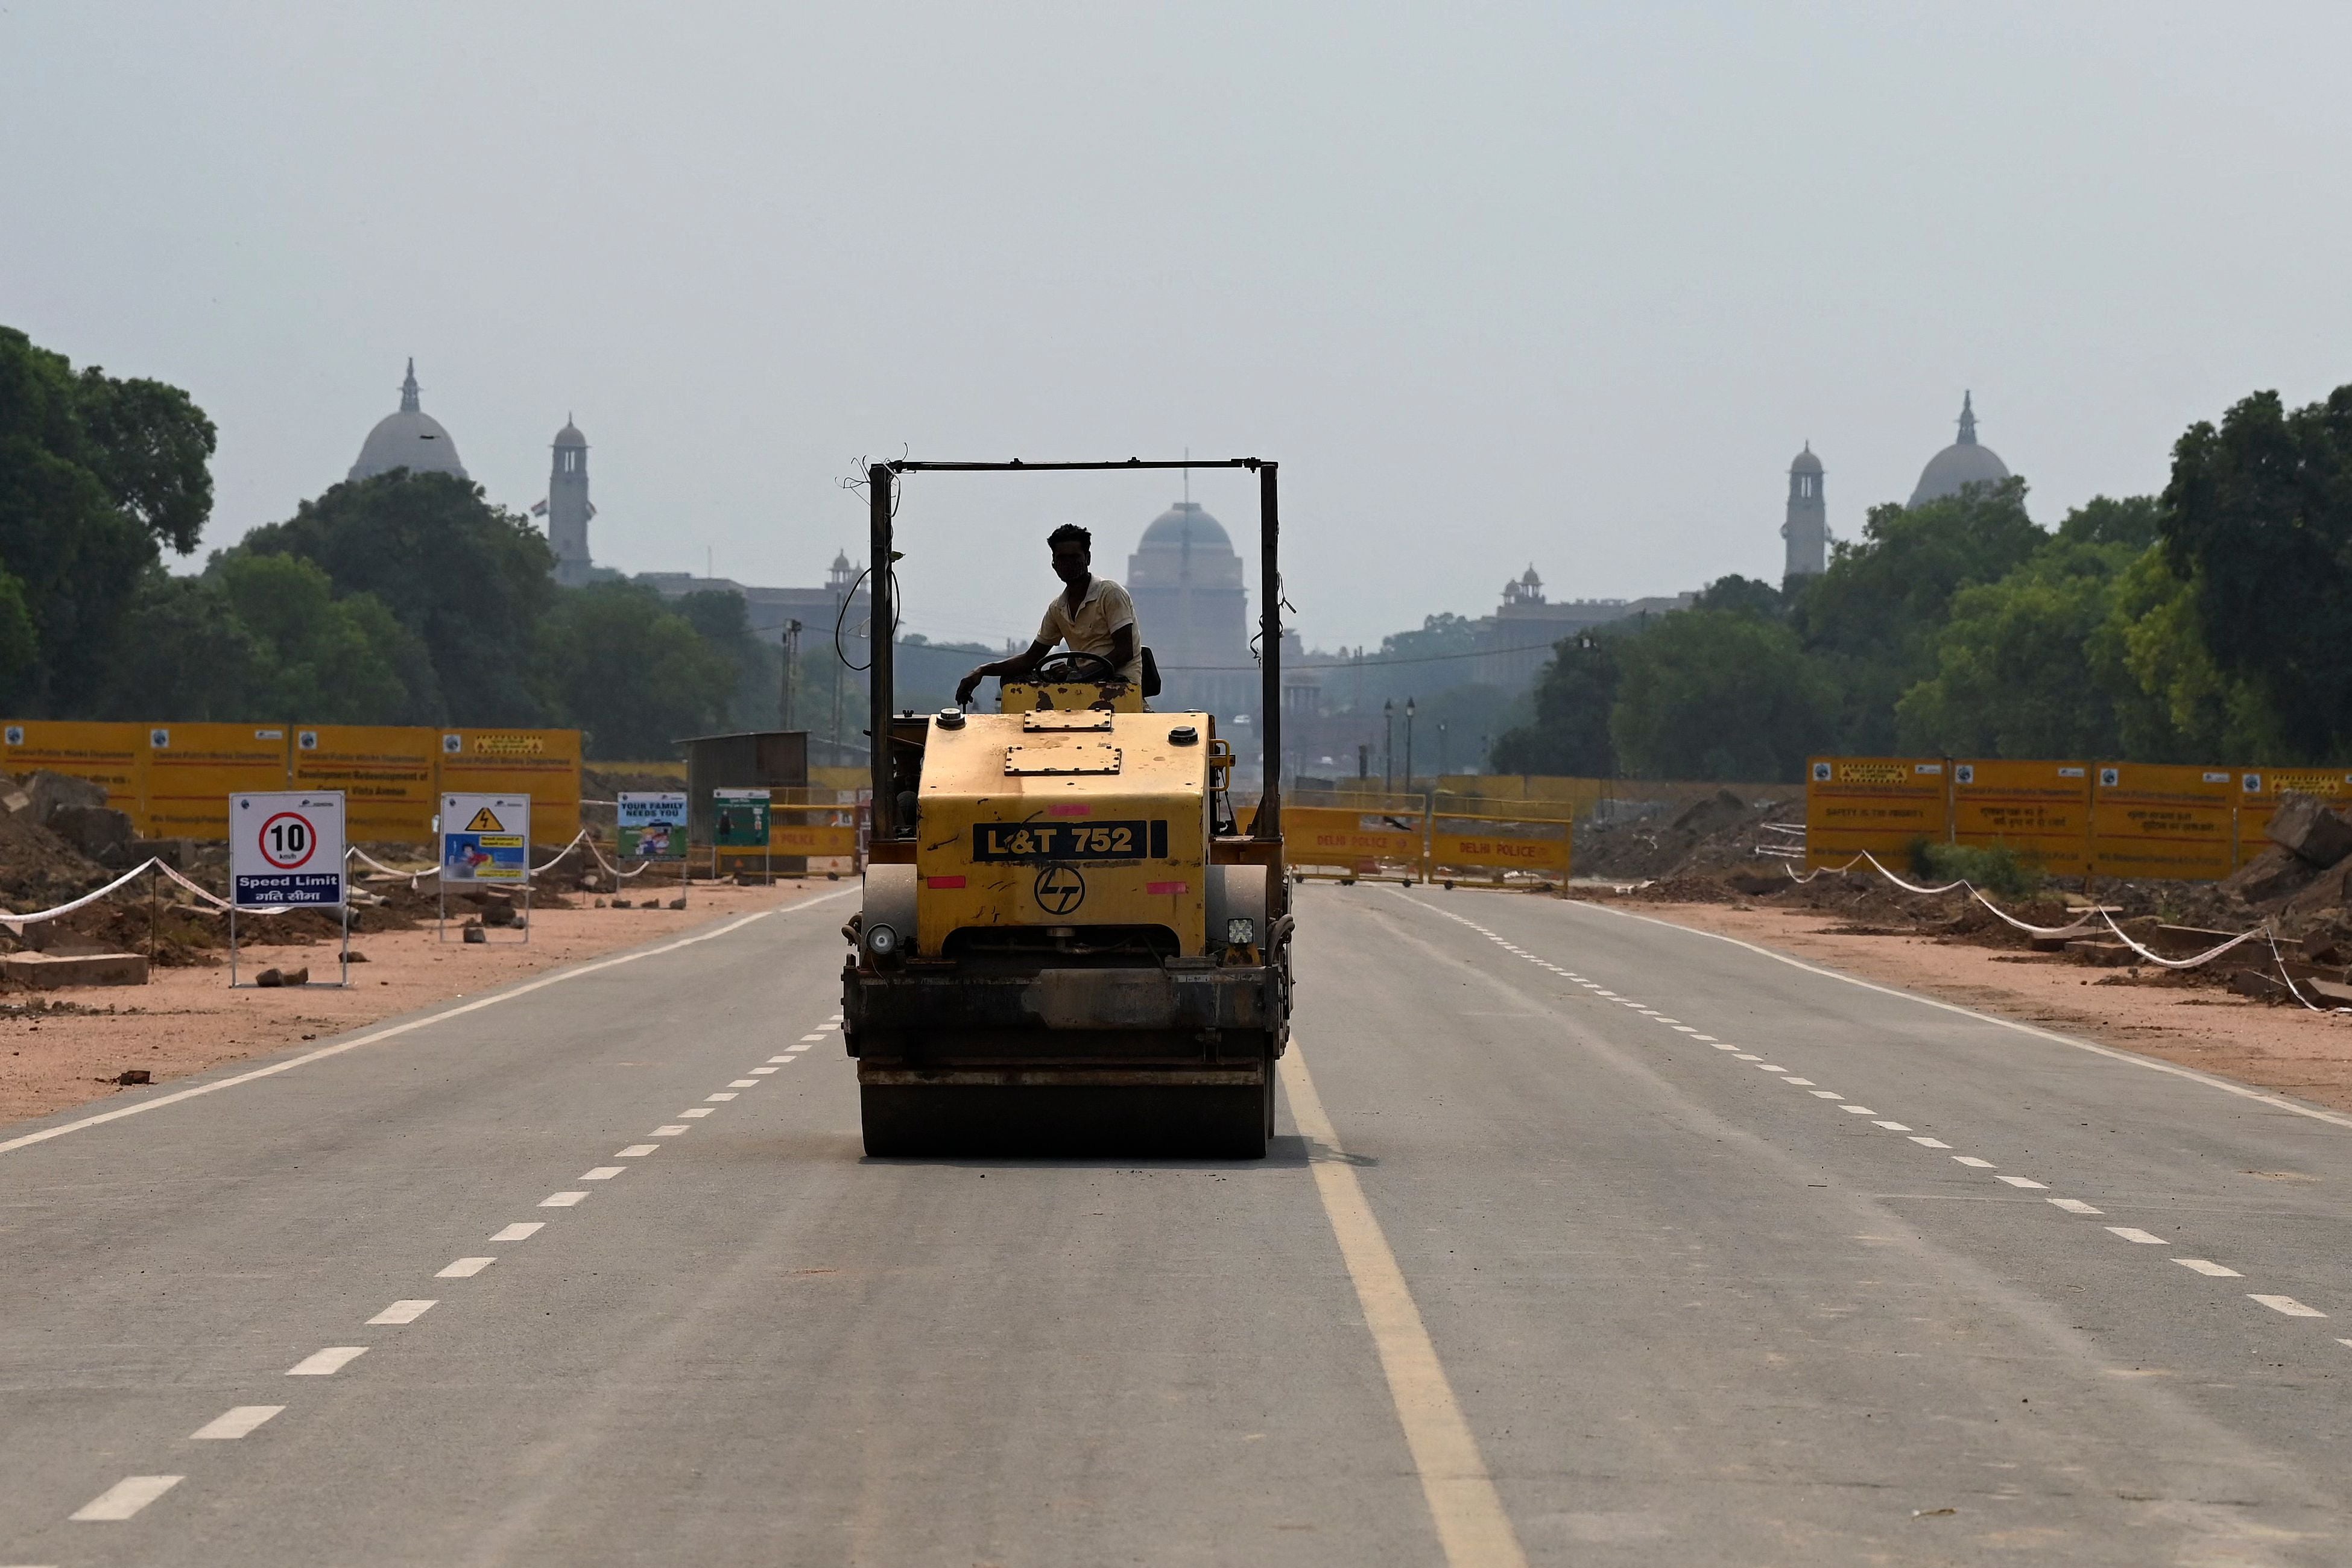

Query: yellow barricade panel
(294, 726), (439, 844)
(1, 721), (149, 827)
(2092, 763), (2235, 880)
(1951, 759), (2091, 876)
(1430, 829), (1570, 876)
(2237, 769), (2352, 868)
(768, 823), (859, 858)
(1283, 806), (1425, 870)
(146, 723), (291, 838)
(1805, 757), (1948, 869)
(437, 730), (583, 846)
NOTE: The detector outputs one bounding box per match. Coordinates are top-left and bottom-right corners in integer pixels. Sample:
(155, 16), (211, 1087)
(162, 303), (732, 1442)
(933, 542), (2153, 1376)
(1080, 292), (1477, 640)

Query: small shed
(674, 731), (809, 845)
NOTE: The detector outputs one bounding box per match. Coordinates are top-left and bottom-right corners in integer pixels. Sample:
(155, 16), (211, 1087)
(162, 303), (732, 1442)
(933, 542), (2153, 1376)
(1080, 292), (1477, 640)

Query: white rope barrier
(1765, 849), (2347, 1013)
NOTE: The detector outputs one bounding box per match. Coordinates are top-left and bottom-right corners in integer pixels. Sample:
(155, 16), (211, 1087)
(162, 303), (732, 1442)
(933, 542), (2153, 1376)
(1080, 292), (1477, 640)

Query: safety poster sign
(230, 791), (347, 909)
(617, 792), (689, 859)
(440, 793), (531, 884)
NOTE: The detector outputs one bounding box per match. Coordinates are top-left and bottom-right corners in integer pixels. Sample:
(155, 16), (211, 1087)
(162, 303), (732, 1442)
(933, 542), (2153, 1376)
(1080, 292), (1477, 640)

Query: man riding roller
(955, 524), (1143, 707)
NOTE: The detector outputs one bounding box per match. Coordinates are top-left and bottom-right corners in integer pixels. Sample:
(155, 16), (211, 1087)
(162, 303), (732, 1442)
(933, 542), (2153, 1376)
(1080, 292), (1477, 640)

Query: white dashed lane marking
(189, 1406), (283, 1440)
(616, 1145), (659, 1157)
(1415, 894), (2348, 1362)
(581, 1167), (626, 1181)
(540, 1191), (588, 1207)
(750, 1067), (779, 1075)
(286, 1347), (367, 1376)
(367, 1299), (437, 1324)
(491, 1222), (545, 1241)
(767, 1056), (792, 1064)
(680, 1108), (713, 1118)
(705, 1093), (738, 1102)
(437, 1256), (497, 1277)
(652, 1125), (691, 1136)
(71, 1475), (182, 1521)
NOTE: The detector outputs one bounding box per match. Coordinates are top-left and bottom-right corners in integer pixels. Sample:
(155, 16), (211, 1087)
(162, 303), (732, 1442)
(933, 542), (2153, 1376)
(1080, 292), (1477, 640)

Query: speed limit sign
(230, 791), (347, 909)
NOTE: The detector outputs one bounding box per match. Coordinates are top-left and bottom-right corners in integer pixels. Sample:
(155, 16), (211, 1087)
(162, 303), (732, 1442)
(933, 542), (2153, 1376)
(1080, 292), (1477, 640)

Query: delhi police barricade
(1270, 793), (1431, 884)
(1426, 795), (1573, 890)
(766, 788), (864, 877)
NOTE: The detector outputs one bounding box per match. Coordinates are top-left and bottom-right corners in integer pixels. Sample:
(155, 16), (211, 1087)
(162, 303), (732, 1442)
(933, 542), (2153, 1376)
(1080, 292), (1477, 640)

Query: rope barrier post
(147, 861), (158, 981)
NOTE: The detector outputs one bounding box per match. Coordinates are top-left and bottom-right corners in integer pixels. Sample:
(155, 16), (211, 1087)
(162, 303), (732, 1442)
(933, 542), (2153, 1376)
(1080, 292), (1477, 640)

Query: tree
(1490, 633), (1620, 776)
(239, 470), (555, 724)
(531, 581), (735, 758)
(1609, 610), (1833, 781)
(1894, 537), (2136, 759)
(1792, 477), (2044, 753)
(676, 587), (781, 729)
(1692, 574), (1784, 619)
(210, 553), (440, 723)
(0, 326), (216, 712)
(2161, 386), (2352, 760)
(90, 570), (273, 720)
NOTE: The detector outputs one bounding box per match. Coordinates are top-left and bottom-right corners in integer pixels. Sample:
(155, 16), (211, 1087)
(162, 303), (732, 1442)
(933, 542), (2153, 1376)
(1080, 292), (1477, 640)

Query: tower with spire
(544, 414), (596, 586)
(1781, 442), (1827, 578)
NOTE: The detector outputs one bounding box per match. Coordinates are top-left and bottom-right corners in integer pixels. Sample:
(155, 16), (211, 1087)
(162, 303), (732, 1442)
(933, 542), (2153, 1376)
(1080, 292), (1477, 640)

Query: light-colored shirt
(1038, 576), (1142, 684)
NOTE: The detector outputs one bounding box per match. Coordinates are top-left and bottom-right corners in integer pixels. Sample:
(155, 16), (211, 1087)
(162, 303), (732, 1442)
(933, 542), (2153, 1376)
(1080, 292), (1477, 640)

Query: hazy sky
(9, 4), (2351, 653)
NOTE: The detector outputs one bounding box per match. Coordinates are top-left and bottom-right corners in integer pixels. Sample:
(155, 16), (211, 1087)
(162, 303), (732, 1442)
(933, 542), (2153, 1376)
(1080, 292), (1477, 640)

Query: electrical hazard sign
(441, 793), (531, 884)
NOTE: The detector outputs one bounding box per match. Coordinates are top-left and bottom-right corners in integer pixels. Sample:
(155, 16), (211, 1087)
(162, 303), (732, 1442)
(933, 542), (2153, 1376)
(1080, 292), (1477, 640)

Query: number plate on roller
(971, 820), (1167, 862)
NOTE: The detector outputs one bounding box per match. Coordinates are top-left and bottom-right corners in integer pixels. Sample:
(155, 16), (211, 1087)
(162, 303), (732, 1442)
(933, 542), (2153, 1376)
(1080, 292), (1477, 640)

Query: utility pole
(1357, 742), (1369, 780)
(1437, 721), (1448, 780)
(780, 619), (803, 732)
(1383, 700), (1394, 793)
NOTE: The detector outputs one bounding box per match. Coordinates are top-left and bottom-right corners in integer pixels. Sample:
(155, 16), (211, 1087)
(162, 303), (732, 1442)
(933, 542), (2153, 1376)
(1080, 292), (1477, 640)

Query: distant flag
(529, 499), (548, 516)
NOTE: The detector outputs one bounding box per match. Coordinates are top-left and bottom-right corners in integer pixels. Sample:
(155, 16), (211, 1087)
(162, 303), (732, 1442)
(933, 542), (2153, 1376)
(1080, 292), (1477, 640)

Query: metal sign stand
(228, 791), (352, 988)
(438, 793), (534, 944)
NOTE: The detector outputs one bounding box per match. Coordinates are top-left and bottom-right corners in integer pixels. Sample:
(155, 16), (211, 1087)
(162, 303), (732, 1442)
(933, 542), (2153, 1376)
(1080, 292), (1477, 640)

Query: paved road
(4, 882), (2351, 1565)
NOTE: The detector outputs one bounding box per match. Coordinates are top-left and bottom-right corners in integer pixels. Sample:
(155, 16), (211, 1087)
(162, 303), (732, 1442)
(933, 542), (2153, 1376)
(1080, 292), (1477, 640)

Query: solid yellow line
(1281, 1040), (1529, 1568)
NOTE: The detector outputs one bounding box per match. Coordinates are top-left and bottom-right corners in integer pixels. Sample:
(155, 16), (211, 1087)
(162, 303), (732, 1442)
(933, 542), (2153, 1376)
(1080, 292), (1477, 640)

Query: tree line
(1493, 387), (2352, 782)
(0, 325), (853, 758)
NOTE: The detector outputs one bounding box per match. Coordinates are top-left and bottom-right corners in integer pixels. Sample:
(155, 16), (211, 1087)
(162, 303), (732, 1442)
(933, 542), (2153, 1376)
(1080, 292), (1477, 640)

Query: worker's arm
(956, 640), (1051, 707)
(1108, 623), (1136, 679)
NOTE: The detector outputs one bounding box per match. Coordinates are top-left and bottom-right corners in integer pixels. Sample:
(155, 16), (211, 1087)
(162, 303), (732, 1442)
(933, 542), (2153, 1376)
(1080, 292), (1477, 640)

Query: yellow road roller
(841, 458), (1293, 1157)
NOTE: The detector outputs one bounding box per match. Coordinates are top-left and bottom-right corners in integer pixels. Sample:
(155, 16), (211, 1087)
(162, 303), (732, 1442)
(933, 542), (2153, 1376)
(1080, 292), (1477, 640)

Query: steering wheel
(1034, 650), (1120, 684)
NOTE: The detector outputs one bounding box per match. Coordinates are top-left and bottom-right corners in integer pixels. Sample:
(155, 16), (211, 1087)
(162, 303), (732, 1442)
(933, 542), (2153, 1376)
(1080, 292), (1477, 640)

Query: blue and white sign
(230, 791), (347, 909)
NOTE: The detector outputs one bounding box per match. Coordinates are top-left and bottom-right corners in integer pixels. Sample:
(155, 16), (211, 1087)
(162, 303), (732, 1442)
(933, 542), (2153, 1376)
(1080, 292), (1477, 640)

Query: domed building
(1126, 500), (1253, 719)
(349, 359), (469, 482)
(1908, 391), (2009, 507)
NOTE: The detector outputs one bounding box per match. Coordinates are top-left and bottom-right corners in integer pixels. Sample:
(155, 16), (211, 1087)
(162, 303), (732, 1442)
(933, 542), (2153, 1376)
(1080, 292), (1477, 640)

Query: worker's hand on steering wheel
(1034, 650), (1119, 684)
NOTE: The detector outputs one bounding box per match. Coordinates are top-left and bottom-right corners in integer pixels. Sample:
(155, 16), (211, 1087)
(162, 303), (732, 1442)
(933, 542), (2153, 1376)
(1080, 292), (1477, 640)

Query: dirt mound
(1573, 787), (1803, 882)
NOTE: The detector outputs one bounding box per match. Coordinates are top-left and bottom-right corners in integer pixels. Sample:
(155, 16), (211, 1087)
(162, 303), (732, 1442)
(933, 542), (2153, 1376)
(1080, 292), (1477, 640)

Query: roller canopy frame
(867, 458), (1283, 845)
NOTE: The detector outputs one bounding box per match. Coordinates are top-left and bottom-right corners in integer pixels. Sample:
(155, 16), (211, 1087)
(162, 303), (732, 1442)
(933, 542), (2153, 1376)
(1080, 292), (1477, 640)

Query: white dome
(349, 359), (469, 482)
(1908, 392), (2008, 507)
